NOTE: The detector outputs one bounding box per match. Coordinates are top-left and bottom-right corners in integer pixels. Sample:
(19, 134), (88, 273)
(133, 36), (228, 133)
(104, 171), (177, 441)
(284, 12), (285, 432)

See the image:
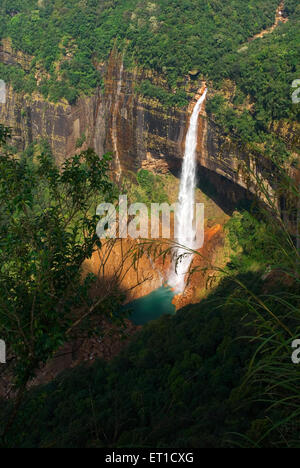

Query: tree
(0, 124), (11, 144)
(0, 131), (122, 438)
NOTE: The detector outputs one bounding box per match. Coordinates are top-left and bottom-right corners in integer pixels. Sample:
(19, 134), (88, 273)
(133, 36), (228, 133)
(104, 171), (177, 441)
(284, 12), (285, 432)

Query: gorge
(0, 35), (298, 309)
(0, 0), (299, 449)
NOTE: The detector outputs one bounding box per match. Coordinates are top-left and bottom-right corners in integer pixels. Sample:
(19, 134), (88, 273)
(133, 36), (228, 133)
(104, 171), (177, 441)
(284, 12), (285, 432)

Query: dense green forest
(206, 6), (300, 161)
(0, 279), (262, 448)
(0, 0), (298, 105)
(1, 195), (299, 448)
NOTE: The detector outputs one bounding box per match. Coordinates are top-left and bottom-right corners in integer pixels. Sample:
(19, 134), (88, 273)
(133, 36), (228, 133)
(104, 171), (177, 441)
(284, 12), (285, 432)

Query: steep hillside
(0, 0), (285, 102)
(0, 0), (298, 201)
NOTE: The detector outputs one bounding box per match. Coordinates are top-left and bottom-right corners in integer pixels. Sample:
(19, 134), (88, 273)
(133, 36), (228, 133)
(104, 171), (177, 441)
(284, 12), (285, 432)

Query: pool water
(123, 286), (176, 325)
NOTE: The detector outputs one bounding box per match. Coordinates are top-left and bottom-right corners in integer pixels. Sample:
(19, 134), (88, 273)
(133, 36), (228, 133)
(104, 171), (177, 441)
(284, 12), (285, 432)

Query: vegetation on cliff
(0, 0), (298, 166)
(0, 0), (297, 104)
(124, 169), (169, 206)
(1, 194), (299, 447)
(206, 1), (300, 163)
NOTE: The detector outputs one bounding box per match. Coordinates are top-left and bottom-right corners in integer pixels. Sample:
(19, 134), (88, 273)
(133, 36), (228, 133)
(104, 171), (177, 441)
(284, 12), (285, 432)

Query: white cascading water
(112, 61), (124, 181)
(168, 88), (207, 293)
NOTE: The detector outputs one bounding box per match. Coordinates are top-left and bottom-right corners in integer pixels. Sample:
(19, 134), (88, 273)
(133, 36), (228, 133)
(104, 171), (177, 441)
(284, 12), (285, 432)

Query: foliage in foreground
(1, 268), (297, 448)
(0, 0), (282, 100)
(0, 130), (124, 438)
(1, 173), (300, 447)
(222, 171), (300, 447)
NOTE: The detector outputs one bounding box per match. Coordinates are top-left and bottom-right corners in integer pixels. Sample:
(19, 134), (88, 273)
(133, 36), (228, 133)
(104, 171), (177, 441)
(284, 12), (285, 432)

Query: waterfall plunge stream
(168, 89), (207, 293)
(112, 62), (124, 181)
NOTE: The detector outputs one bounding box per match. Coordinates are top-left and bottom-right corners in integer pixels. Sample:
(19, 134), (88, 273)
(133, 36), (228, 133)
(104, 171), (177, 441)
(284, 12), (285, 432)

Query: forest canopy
(0, 0), (299, 106)
(0, 0), (299, 169)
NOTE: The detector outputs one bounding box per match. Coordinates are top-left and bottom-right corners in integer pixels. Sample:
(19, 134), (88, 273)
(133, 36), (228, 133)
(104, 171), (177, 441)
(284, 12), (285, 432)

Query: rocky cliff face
(0, 39), (99, 165)
(93, 52), (187, 176)
(0, 44), (295, 205)
(0, 83), (100, 165)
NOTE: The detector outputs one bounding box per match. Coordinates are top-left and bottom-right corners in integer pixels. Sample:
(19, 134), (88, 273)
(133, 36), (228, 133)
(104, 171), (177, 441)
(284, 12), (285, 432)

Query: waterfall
(112, 61), (124, 181)
(168, 88), (207, 293)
